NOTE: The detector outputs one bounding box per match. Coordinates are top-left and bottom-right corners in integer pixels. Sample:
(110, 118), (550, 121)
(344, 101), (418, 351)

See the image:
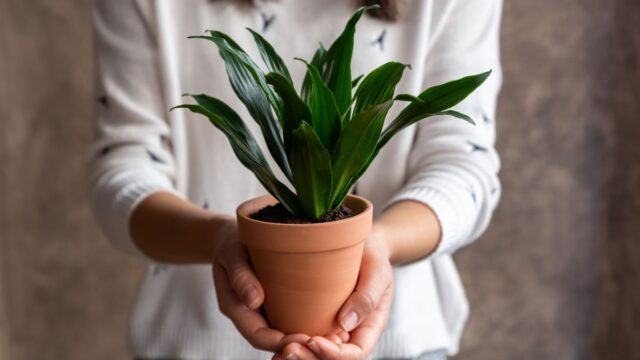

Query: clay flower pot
(236, 194), (373, 336)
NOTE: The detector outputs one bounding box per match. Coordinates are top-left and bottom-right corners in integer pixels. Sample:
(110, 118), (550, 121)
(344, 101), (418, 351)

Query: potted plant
(172, 6), (490, 336)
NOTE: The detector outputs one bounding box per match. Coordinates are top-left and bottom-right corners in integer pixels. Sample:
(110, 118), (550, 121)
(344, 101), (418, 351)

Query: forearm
(129, 191), (231, 263)
(373, 200), (442, 265)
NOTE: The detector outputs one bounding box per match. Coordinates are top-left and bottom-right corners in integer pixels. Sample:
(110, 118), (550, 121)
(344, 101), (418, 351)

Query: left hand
(273, 228), (394, 360)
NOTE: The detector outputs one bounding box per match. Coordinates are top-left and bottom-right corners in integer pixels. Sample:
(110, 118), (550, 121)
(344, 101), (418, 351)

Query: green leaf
(341, 109), (475, 208)
(265, 72), (311, 154)
(394, 93), (421, 102)
(247, 28), (293, 84)
(188, 94), (269, 166)
(415, 70), (491, 112)
(191, 32), (292, 181)
(289, 122), (333, 220)
(322, 6), (369, 114)
(436, 110), (475, 125)
(302, 62), (342, 151)
(352, 74), (364, 88)
(379, 70), (491, 149)
(352, 61), (409, 116)
(329, 100), (393, 208)
(301, 43), (327, 102)
(171, 100), (302, 215)
(203, 31), (285, 118)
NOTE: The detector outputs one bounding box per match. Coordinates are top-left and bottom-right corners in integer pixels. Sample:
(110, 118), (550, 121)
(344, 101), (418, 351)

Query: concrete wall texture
(1, 0), (639, 359)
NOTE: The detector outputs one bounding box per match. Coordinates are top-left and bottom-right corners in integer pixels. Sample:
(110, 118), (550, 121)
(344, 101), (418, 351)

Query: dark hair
(212, 0), (400, 22)
(361, 0), (399, 21)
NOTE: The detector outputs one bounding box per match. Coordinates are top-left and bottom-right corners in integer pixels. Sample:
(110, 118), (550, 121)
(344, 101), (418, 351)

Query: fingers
(306, 336), (361, 360)
(306, 284), (393, 359)
(213, 243), (313, 353)
(281, 342), (320, 360)
(213, 262), (294, 352)
(216, 241), (264, 310)
(338, 253), (392, 332)
(273, 332), (345, 360)
(323, 333), (343, 345)
(347, 284), (394, 354)
(336, 331), (350, 344)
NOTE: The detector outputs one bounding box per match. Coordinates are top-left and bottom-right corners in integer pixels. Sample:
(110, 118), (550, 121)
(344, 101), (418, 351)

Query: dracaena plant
(172, 6), (490, 221)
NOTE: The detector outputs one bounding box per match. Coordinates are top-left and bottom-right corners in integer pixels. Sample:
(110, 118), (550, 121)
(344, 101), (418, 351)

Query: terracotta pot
(236, 194), (372, 336)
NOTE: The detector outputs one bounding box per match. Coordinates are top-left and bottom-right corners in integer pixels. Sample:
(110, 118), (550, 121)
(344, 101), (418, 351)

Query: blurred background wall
(1, 0), (639, 359)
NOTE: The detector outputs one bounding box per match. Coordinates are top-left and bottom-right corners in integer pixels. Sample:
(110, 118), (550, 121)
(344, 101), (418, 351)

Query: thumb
(219, 242), (264, 310)
(338, 255), (392, 332)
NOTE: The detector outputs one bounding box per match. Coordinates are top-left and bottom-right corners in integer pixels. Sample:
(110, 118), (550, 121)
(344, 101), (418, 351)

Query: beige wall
(1, 1), (639, 359)
(1, 1), (143, 359)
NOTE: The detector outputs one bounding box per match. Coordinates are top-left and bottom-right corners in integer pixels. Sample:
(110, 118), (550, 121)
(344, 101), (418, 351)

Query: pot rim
(236, 194), (372, 228)
(236, 195), (373, 252)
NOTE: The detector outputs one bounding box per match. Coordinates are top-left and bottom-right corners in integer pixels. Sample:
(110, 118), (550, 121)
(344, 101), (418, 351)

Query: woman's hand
(274, 228), (395, 360)
(211, 217), (310, 352)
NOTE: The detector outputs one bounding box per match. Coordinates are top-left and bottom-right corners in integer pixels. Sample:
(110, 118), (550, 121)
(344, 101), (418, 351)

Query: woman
(89, 0), (502, 359)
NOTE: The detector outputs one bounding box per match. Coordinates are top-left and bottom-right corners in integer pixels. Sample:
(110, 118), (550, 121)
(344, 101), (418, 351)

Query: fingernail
(341, 311), (358, 332)
(242, 285), (260, 308)
(307, 340), (320, 355)
(284, 353), (298, 360)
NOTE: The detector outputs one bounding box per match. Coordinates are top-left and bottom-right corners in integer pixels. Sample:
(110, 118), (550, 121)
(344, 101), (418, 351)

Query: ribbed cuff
(107, 170), (182, 258)
(383, 186), (465, 256)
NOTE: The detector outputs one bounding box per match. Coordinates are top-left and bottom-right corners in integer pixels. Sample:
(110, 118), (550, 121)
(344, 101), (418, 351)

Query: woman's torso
(129, 1), (465, 358)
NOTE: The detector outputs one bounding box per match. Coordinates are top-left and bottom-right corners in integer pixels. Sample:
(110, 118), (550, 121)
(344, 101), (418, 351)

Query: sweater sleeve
(383, 0), (503, 256)
(88, 0), (180, 258)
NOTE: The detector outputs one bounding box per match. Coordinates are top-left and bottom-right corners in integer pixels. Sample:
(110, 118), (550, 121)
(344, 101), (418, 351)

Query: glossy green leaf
(301, 43), (327, 102)
(435, 110), (475, 124)
(204, 31), (285, 118)
(322, 6), (369, 114)
(351, 74), (364, 88)
(415, 70), (491, 112)
(247, 28), (293, 84)
(378, 70), (490, 149)
(341, 109), (477, 209)
(289, 122), (333, 220)
(352, 62), (409, 116)
(329, 100), (393, 208)
(188, 94), (269, 166)
(265, 72), (311, 154)
(394, 93), (421, 102)
(190, 32), (292, 181)
(171, 101), (302, 215)
(303, 62), (341, 151)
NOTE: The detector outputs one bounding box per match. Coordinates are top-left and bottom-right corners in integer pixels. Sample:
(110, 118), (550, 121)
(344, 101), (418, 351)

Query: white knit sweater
(89, 0), (502, 358)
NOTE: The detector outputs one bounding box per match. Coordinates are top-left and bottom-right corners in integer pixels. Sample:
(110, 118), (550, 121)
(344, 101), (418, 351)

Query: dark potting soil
(250, 203), (354, 224)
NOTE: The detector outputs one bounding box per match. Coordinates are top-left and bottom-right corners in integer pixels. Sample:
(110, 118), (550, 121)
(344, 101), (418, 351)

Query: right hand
(210, 217), (310, 352)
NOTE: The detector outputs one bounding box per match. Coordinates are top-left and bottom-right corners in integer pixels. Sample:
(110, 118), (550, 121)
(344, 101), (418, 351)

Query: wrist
(368, 222), (393, 261)
(206, 213), (237, 260)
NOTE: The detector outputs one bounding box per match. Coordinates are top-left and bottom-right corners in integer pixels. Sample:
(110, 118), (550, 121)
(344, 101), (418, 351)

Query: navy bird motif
(260, 12), (275, 33)
(147, 149), (165, 164)
(371, 29), (387, 51)
(467, 140), (488, 153)
(203, 200), (209, 210)
(152, 264), (168, 276)
(98, 95), (109, 107)
(482, 113), (491, 124)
